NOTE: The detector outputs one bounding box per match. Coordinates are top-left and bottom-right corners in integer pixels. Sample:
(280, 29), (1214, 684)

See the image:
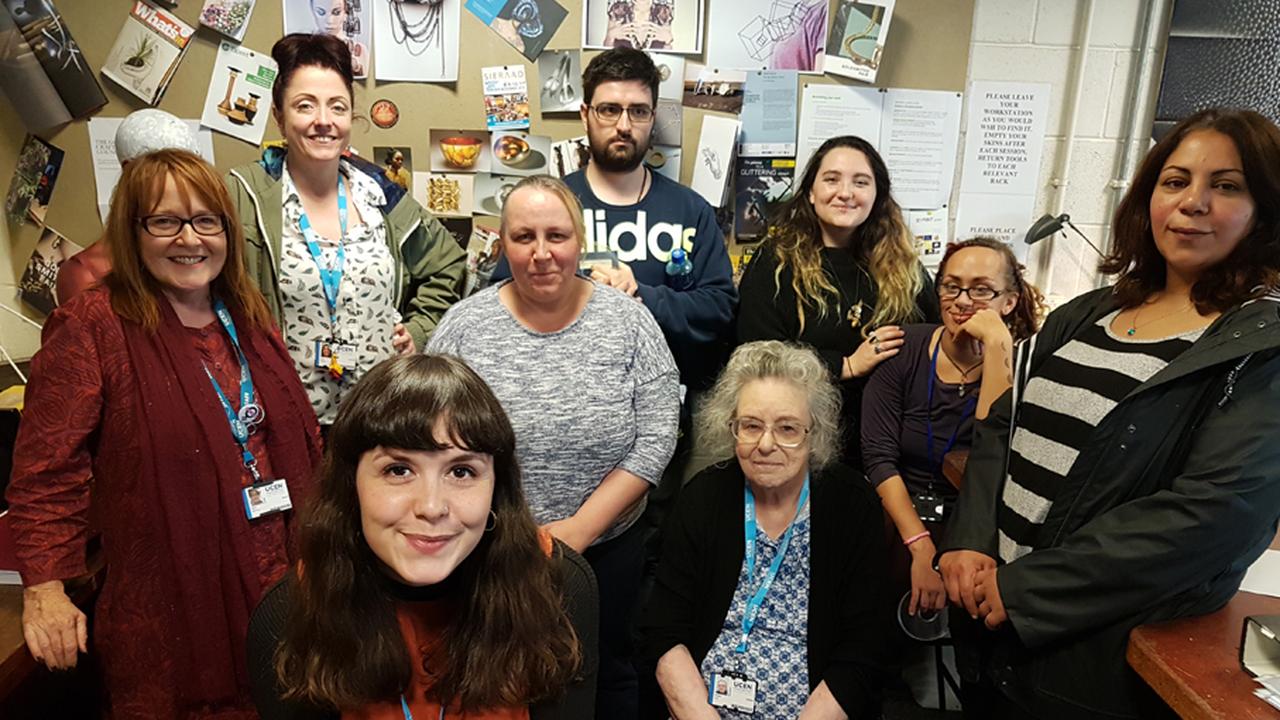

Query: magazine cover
(18, 226), (82, 315)
(734, 157), (794, 242)
(823, 0), (894, 84)
(463, 225), (502, 297)
(282, 0), (370, 78)
(200, 41), (278, 145)
(101, 1), (196, 105)
(1, 0), (106, 123)
(537, 49), (582, 113)
(5, 135), (64, 227)
(466, 0), (567, 61)
(482, 66), (530, 131)
(199, 0), (257, 42)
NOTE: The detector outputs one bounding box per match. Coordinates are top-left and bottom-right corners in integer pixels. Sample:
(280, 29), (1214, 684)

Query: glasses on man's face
(589, 103), (655, 125)
(138, 214), (227, 238)
(938, 282), (1004, 302)
(731, 417), (809, 448)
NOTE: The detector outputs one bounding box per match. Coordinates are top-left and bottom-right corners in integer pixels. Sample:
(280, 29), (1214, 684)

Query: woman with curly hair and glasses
(737, 135), (940, 469)
(247, 354), (598, 719)
(640, 340), (888, 719)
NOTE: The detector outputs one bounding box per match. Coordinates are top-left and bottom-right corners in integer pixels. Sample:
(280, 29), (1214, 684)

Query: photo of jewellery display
(2, 0), (974, 326)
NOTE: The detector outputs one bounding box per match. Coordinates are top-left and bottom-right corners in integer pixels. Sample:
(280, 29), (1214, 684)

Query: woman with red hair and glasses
(8, 149), (320, 719)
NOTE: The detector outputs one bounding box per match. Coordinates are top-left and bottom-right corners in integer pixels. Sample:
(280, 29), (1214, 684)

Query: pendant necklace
(938, 335), (983, 397)
(1127, 299), (1194, 337)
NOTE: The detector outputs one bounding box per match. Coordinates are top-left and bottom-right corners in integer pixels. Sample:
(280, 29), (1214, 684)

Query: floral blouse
(279, 160), (399, 424)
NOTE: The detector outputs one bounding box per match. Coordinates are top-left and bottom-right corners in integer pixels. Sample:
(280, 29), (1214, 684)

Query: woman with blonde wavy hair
(738, 135), (939, 467)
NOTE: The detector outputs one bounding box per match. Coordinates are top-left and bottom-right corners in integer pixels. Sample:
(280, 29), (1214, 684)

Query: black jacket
(638, 460), (888, 718)
(244, 540), (599, 720)
(940, 286), (1280, 719)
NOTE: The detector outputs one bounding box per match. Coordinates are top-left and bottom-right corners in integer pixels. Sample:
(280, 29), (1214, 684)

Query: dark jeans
(583, 519), (648, 720)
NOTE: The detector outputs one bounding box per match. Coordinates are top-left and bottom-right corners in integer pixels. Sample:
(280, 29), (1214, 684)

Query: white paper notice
(1242, 549), (1280, 599)
(880, 89), (961, 210)
(960, 81), (1050, 196)
(796, 83), (881, 176)
(953, 192), (1034, 262)
(691, 115), (741, 206)
(738, 71), (798, 157)
(906, 207), (948, 269)
(89, 117), (216, 223)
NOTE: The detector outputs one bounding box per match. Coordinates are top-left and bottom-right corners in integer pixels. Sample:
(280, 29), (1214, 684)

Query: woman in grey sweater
(428, 175), (680, 720)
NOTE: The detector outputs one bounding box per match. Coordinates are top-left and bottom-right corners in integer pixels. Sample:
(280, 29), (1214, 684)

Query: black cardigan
(638, 460), (888, 718)
(245, 540), (599, 720)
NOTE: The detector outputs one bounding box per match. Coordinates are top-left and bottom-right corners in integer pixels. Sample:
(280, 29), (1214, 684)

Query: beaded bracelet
(903, 531), (931, 547)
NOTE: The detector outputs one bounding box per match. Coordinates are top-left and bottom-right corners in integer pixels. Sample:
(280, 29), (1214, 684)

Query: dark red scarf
(120, 297), (321, 705)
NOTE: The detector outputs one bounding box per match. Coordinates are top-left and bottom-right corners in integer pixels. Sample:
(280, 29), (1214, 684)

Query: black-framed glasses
(730, 417), (809, 448)
(588, 103), (655, 124)
(938, 282), (1005, 302)
(138, 214), (227, 238)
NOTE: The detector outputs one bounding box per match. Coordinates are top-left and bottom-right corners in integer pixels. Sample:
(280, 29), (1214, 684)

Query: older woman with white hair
(640, 340), (888, 720)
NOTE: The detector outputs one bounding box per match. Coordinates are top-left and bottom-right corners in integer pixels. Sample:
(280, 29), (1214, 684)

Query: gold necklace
(1126, 299), (1194, 337)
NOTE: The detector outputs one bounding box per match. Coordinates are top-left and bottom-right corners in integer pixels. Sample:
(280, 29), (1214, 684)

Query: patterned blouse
(279, 160), (399, 424)
(699, 501), (811, 718)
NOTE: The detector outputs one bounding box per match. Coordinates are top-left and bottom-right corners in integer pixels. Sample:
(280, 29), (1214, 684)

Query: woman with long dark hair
(737, 135), (940, 467)
(247, 354), (597, 719)
(939, 108), (1280, 719)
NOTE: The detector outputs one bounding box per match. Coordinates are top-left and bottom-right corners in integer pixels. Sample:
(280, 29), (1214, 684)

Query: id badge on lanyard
(924, 340), (976, 522)
(299, 176), (352, 379)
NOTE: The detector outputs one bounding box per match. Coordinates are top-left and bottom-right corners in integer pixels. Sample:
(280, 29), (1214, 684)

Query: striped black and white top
(997, 309), (1204, 563)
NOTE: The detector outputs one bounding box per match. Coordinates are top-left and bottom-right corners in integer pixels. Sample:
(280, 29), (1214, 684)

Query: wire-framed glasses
(731, 417), (809, 448)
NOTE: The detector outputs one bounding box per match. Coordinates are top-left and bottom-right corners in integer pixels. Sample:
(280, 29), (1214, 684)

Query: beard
(588, 131), (648, 173)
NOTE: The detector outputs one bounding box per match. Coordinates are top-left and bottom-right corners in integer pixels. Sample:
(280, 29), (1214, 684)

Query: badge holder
(913, 485), (946, 523)
(708, 670), (758, 714)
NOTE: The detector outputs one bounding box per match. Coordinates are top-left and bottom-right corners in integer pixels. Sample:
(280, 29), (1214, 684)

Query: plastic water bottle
(665, 248), (694, 291)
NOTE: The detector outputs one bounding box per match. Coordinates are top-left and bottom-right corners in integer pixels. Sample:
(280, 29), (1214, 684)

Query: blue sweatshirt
(493, 169), (737, 388)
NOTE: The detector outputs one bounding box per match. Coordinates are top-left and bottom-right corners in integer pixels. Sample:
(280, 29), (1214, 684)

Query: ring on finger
(868, 333), (878, 343)
(874, 345), (882, 354)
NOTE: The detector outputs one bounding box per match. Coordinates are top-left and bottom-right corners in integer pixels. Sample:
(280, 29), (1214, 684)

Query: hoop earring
(485, 510), (497, 532)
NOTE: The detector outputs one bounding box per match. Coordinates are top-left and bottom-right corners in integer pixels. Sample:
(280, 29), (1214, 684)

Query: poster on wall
(538, 50), (582, 113)
(649, 52), (685, 99)
(199, 0), (258, 41)
(682, 65), (746, 114)
(200, 41), (278, 145)
(906, 207), (948, 268)
(822, 0), (894, 84)
(490, 132), (551, 176)
(644, 145), (680, 181)
(282, 0), (371, 78)
(18, 226), (82, 316)
(101, 0), (196, 105)
(414, 172), (474, 218)
(465, 0), (568, 61)
(88, 117), (215, 222)
(878, 88), (962, 209)
(474, 172), (522, 215)
(0, 0), (107, 130)
(550, 136), (591, 177)
(429, 130), (493, 173)
(703, 0), (826, 72)
(374, 0), (460, 82)
(373, 146), (413, 191)
(582, 0), (703, 53)
(734, 157), (794, 241)
(690, 114), (740, 206)
(738, 70), (797, 157)
(795, 83), (880, 174)
(482, 65), (531, 130)
(5, 135), (64, 227)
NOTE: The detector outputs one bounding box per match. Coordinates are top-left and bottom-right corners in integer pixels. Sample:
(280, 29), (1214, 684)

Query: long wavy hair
(936, 237), (1047, 342)
(275, 355), (581, 712)
(695, 340), (843, 472)
(1100, 107), (1280, 312)
(765, 135), (924, 334)
(102, 149), (272, 331)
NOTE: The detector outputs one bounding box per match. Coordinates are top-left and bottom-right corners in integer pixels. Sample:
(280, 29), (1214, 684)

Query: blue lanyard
(204, 298), (264, 483)
(399, 694), (446, 720)
(926, 338), (977, 486)
(297, 176), (348, 327)
(737, 475), (810, 653)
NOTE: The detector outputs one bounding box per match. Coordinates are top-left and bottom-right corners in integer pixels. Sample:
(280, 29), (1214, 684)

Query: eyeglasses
(588, 103), (655, 124)
(138, 214), (227, 238)
(938, 282), (1005, 302)
(730, 418), (809, 448)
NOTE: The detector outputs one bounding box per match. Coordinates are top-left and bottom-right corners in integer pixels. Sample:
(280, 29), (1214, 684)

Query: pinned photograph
(414, 172), (474, 218)
(466, 0), (568, 61)
(550, 136), (591, 177)
(283, 0), (372, 78)
(18, 226), (83, 315)
(374, 0), (460, 82)
(690, 114), (741, 205)
(649, 52), (686, 100)
(482, 65), (531, 130)
(473, 172), (523, 216)
(429, 130), (492, 173)
(582, 0), (703, 53)
(5, 135), (64, 227)
(200, 42), (277, 145)
(370, 98), (399, 128)
(823, 0), (894, 84)
(374, 146), (413, 191)
(644, 145), (681, 181)
(199, 0), (258, 42)
(490, 132), (551, 176)
(652, 99), (682, 146)
(704, 0), (826, 72)
(538, 49), (582, 113)
(682, 65), (746, 114)
(463, 224), (502, 296)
